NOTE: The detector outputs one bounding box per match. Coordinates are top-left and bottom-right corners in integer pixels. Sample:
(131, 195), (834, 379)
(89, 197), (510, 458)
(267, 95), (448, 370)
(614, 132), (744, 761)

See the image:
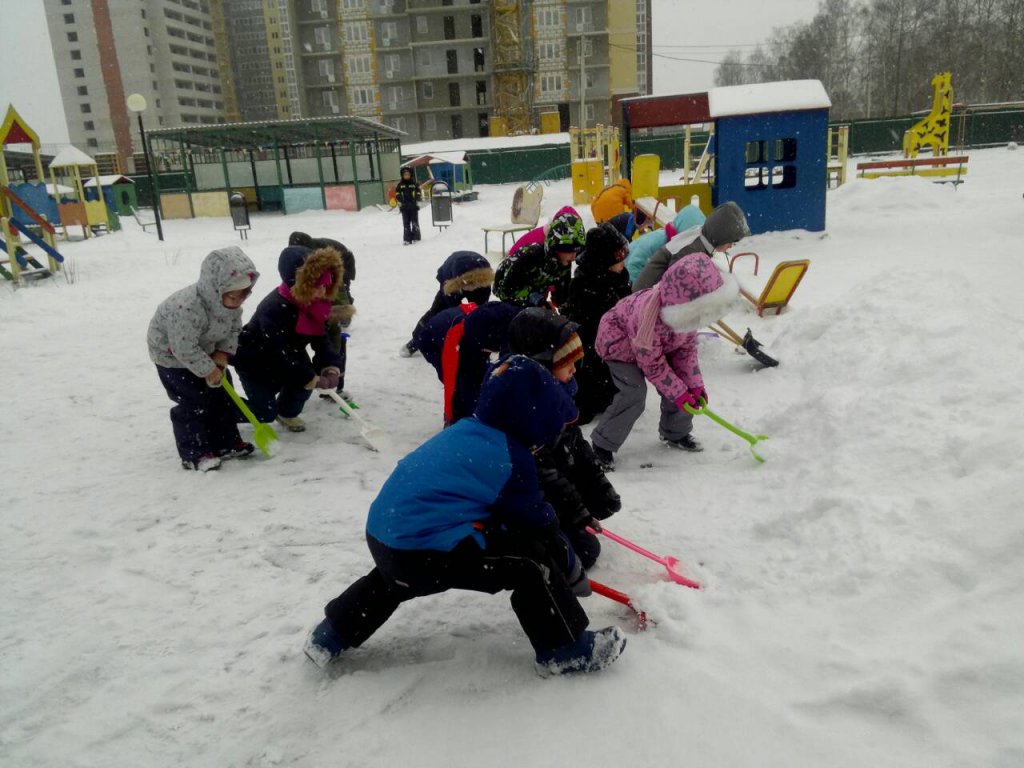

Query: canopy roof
(84, 174), (134, 188)
(50, 145), (98, 169)
(404, 151), (468, 167)
(147, 115), (405, 150)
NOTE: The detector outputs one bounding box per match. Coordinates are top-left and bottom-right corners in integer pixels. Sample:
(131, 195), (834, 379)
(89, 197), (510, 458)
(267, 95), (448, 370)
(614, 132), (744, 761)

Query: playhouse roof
(84, 175), (134, 188)
(49, 145), (98, 169)
(0, 105), (40, 147)
(404, 151), (468, 167)
(707, 80), (831, 118)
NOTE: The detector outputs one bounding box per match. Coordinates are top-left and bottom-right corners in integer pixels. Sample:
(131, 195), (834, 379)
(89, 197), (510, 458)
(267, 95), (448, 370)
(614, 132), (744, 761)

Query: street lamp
(126, 93), (164, 241)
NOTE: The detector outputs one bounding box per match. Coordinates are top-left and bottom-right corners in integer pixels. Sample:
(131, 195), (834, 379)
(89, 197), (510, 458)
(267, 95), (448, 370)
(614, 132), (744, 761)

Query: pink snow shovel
(588, 526), (702, 590)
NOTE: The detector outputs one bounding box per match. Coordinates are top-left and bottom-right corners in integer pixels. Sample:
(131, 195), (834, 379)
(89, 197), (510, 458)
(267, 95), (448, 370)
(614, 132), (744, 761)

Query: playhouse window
(746, 137), (798, 192)
(772, 165), (797, 189)
(773, 138), (797, 162)
(744, 141), (766, 163)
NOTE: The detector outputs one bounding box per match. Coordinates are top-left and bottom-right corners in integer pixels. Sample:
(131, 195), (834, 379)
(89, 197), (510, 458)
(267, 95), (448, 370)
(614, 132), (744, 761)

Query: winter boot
(219, 440), (255, 460)
(660, 434), (703, 452)
(181, 453), (222, 472)
(276, 415), (306, 433)
(399, 341), (418, 358)
(535, 626), (626, 677)
(592, 443), (615, 472)
(304, 618), (347, 668)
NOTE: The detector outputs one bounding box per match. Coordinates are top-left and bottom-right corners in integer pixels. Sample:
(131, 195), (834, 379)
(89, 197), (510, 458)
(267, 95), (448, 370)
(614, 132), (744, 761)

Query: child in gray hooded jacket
(147, 246), (259, 472)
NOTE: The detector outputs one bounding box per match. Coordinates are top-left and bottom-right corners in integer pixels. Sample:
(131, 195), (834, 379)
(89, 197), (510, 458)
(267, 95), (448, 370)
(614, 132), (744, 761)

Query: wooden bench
(856, 155), (969, 187)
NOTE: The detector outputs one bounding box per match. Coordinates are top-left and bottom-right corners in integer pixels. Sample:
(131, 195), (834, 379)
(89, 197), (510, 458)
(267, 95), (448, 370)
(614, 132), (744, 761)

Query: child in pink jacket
(590, 252), (739, 469)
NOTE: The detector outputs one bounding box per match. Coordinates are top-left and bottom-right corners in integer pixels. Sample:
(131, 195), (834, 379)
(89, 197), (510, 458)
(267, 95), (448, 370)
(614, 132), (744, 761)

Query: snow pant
(591, 360), (693, 453)
(573, 353), (618, 426)
(323, 534), (589, 655)
(401, 206), (421, 243)
(565, 526), (601, 570)
(407, 291), (456, 352)
(156, 365), (242, 462)
(324, 324), (348, 392)
(235, 370), (312, 423)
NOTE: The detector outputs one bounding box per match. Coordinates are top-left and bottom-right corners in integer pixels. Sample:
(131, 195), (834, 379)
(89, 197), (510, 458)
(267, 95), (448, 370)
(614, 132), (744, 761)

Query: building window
(341, 0), (364, 8)
(420, 49), (432, 66)
(471, 14), (482, 37)
(346, 54), (371, 74)
(67, 31), (78, 42)
(539, 74), (562, 96)
(87, 138), (98, 148)
(536, 8), (558, 28)
(425, 114), (437, 131)
(451, 114), (463, 138)
(70, 50), (82, 60)
(83, 121), (95, 131)
(585, 104), (595, 122)
(443, 16), (455, 39)
(73, 68), (84, 78)
(574, 7), (592, 29)
(80, 103), (91, 113)
(389, 116), (406, 132)
(585, 71), (595, 89)
(343, 21), (368, 44)
(539, 42), (561, 61)
(350, 87), (373, 106)
(448, 82), (460, 106)
(416, 16), (428, 34)
(77, 85), (88, 96)
(446, 49), (458, 74)
(422, 82), (433, 99)
(385, 54), (400, 74)
(64, 13), (75, 23)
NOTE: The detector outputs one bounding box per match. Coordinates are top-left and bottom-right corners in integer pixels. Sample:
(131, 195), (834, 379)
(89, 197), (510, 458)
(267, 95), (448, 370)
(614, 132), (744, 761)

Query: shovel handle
(222, 378), (261, 428)
(320, 389), (367, 425)
(684, 400), (768, 460)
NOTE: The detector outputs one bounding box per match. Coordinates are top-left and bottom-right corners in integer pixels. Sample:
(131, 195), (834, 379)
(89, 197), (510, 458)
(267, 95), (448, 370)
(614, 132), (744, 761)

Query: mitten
(317, 367), (341, 390)
(204, 367), (224, 387)
(674, 390), (699, 411)
(688, 386), (708, 406)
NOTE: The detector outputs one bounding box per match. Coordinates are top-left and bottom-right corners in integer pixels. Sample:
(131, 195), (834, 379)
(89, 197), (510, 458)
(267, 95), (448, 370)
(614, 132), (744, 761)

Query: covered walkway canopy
(145, 115), (405, 217)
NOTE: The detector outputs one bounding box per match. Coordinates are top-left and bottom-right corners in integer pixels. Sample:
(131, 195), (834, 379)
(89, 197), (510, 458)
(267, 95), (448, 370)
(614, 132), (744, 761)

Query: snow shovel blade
(221, 379), (278, 457)
(684, 400), (768, 463)
(589, 579), (651, 630)
(588, 526), (701, 589)
(741, 328), (780, 367)
(320, 389), (383, 452)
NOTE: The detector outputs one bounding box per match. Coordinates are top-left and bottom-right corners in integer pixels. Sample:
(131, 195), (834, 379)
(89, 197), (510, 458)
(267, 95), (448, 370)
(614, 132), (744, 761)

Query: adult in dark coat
(506, 308), (621, 569)
(231, 246), (345, 431)
(564, 223), (632, 425)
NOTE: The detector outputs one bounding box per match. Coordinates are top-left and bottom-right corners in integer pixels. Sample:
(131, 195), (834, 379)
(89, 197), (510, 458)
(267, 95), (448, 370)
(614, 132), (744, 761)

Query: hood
(289, 232), (355, 282)
(474, 355), (577, 450)
(437, 250), (494, 297)
(279, 245), (343, 305)
(577, 222), (629, 270)
(507, 307), (579, 366)
(614, 179), (632, 192)
(701, 201), (751, 249)
(197, 246), (260, 309)
(659, 252), (740, 332)
(461, 301), (520, 354)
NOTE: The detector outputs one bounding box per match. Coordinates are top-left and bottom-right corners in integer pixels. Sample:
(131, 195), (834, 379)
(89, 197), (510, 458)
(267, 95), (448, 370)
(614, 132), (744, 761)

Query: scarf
(634, 284), (663, 353)
(277, 283), (332, 336)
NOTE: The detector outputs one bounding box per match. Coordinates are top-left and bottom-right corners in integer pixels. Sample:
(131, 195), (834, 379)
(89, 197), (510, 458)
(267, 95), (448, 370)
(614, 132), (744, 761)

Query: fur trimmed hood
(278, 245), (343, 306)
(659, 252), (739, 332)
(438, 251), (494, 297)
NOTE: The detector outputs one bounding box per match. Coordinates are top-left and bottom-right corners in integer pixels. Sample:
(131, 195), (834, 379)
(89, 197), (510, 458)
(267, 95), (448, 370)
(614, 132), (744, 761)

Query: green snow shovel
(221, 378), (278, 457)
(684, 399), (768, 463)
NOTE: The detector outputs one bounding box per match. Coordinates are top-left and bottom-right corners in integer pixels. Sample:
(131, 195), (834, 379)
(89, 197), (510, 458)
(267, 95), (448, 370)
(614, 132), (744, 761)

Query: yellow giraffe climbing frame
(903, 72), (953, 158)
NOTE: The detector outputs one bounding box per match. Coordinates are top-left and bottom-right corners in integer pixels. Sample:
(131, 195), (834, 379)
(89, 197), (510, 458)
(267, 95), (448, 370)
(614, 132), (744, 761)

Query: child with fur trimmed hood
(591, 252), (741, 469)
(231, 245), (345, 433)
(401, 250), (493, 357)
(147, 246), (259, 472)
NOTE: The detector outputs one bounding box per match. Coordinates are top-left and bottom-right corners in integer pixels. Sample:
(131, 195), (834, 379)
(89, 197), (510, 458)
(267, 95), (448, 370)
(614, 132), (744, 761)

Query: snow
(48, 144), (98, 169)
(2, 146), (1024, 768)
(403, 131), (571, 158)
(708, 80), (832, 117)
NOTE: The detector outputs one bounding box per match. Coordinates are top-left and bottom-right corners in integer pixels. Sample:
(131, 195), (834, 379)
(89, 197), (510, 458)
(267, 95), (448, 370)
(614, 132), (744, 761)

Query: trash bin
(229, 192), (251, 240)
(430, 180), (453, 231)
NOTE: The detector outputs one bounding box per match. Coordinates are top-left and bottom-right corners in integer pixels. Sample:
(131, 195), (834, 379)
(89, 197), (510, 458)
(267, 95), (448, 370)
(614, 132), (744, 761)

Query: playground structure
(48, 145), (112, 238)
(0, 105), (65, 282)
(620, 80), (832, 235)
(904, 72), (953, 158)
(569, 124), (621, 205)
(403, 151), (478, 202)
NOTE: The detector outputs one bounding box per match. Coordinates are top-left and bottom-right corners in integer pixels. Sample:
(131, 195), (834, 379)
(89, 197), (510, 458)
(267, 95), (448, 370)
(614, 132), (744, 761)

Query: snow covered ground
(2, 147), (1023, 768)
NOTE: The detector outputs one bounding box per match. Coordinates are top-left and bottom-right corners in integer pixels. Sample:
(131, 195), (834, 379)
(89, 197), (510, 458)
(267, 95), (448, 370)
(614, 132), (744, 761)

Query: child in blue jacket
(304, 355), (627, 676)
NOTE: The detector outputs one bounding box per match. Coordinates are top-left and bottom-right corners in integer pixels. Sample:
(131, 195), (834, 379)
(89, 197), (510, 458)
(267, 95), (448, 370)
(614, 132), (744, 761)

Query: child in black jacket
(564, 223), (632, 424)
(231, 246), (345, 433)
(394, 166), (422, 245)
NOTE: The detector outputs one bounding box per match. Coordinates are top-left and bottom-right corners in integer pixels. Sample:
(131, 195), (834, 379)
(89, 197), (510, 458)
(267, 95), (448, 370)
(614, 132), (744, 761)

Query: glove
(204, 366), (224, 387)
(688, 386), (708, 407)
(211, 350), (229, 369)
(526, 291), (546, 307)
(317, 366), (341, 390)
(674, 391), (699, 411)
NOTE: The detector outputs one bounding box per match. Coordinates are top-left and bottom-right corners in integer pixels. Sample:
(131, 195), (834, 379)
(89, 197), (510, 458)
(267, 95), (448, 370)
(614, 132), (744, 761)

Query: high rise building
(43, 0), (225, 172)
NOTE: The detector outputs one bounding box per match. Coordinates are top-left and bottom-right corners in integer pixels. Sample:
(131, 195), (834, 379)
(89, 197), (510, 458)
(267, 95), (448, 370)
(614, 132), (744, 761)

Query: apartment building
(43, 0), (225, 172)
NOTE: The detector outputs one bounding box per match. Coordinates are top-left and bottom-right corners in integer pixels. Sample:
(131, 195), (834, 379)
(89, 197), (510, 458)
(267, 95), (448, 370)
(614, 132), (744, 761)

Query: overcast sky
(0, 1), (821, 147)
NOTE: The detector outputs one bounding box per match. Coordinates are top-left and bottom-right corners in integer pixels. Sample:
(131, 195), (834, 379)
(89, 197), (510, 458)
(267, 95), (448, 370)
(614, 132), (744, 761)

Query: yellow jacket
(590, 180), (634, 224)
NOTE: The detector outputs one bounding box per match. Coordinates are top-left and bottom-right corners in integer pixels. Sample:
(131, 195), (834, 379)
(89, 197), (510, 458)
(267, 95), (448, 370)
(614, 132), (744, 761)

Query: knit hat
(552, 330), (584, 369)
(507, 307), (582, 369)
(545, 209), (586, 254)
(578, 222), (629, 269)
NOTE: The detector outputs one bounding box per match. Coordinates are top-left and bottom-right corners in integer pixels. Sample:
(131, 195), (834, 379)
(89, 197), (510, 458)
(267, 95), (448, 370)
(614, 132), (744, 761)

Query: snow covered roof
(48, 145), (97, 169)
(84, 175), (134, 188)
(707, 80), (831, 118)
(405, 151), (468, 167)
(403, 132), (570, 157)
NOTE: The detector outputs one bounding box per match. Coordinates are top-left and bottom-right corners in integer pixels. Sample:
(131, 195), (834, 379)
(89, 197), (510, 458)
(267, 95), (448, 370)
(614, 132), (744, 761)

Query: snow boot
(592, 443), (615, 472)
(535, 626), (626, 677)
(304, 618), (347, 668)
(276, 415), (306, 433)
(181, 453), (222, 472)
(219, 440), (255, 460)
(660, 434), (703, 452)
